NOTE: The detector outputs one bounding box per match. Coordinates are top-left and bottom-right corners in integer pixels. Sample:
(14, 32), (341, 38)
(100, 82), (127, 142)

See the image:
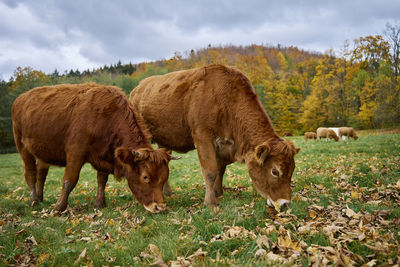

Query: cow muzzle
(143, 202), (167, 213)
(267, 198), (291, 210)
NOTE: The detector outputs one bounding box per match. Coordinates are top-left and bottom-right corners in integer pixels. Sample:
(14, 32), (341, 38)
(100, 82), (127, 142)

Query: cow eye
(271, 168), (280, 177)
(142, 175), (150, 183)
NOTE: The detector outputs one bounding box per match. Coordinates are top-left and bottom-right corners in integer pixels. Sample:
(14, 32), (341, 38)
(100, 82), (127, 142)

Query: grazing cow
(129, 64), (300, 209)
(339, 127), (358, 140)
(304, 132), (317, 142)
(316, 127), (339, 141)
(283, 131), (293, 137)
(12, 83), (173, 213)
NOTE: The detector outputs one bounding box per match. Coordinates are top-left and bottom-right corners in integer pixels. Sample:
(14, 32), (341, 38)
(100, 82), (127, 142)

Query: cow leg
(213, 160), (226, 197)
(20, 150), (39, 206)
(156, 144), (174, 196)
(94, 171), (109, 209)
(54, 154), (84, 212)
(194, 135), (220, 206)
(163, 181), (173, 196)
(13, 130), (39, 205)
(36, 160), (49, 202)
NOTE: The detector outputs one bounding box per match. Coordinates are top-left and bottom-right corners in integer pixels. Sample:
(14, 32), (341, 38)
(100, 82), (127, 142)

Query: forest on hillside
(1, 24), (399, 152)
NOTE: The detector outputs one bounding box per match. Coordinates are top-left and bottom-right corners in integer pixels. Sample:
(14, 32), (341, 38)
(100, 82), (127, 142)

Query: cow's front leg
(54, 154), (83, 212)
(94, 171), (108, 208)
(195, 134), (219, 206)
(163, 180), (173, 196)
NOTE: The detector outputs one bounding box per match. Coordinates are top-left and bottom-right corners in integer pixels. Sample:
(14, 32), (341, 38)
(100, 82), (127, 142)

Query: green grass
(1, 132), (400, 266)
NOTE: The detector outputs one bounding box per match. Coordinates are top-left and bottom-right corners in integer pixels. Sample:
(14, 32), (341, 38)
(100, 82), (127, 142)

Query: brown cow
(339, 127), (358, 140)
(283, 131), (293, 137)
(316, 127), (339, 141)
(129, 64), (300, 209)
(12, 83), (173, 213)
(304, 132), (317, 141)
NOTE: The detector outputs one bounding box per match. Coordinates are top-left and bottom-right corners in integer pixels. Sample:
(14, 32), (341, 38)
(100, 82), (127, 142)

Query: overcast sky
(1, 0), (399, 80)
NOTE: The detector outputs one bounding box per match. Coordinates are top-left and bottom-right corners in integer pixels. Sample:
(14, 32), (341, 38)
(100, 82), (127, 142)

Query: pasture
(0, 132), (399, 266)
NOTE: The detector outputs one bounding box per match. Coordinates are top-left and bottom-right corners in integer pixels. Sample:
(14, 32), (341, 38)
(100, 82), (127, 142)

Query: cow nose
(277, 199), (291, 208)
(267, 198), (291, 209)
(143, 202), (166, 213)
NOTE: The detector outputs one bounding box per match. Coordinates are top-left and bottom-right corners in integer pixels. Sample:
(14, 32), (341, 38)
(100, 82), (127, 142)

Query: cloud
(0, 0), (399, 80)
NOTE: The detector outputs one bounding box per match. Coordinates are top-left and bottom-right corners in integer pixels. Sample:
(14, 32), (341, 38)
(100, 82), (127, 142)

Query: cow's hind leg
(94, 171), (108, 209)
(36, 160), (49, 202)
(54, 152), (84, 212)
(14, 138), (39, 205)
(20, 150), (39, 206)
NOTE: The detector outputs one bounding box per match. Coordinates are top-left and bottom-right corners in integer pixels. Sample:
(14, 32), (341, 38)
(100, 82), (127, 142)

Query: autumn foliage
(1, 31), (400, 151)
(131, 35), (400, 134)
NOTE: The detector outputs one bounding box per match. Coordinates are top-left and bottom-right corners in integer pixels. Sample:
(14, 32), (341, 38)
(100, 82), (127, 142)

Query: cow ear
(295, 147), (301, 154)
(115, 147), (136, 166)
(170, 155), (182, 160)
(159, 148), (181, 161)
(255, 142), (271, 165)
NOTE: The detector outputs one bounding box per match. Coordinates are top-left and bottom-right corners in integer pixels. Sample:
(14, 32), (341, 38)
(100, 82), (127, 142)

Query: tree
(384, 23), (400, 77)
(9, 67), (49, 95)
(0, 80), (15, 152)
(351, 35), (390, 75)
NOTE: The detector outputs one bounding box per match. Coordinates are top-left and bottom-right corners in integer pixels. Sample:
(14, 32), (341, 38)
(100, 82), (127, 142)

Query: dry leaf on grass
(74, 248), (87, 265)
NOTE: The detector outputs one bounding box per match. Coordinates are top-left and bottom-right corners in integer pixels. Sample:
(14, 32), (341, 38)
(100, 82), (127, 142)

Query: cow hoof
(204, 199), (219, 206)
(30, 193), (40, 205)
(94, 201), (106, 209)
(214, 189), (223, 197)
(163, 189), (173, 197)
(54, 202), (67, 212)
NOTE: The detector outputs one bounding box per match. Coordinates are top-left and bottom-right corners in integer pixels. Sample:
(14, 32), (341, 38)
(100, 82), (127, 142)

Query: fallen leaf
(26, 235), (37, 245)
(170, 257), (191, 267)
(150, 256), (167, 267)
(256, 235), (269, 249)
(364, 259), (377, 267)
(278, 234), (301, 252)
(266, 251), (287, 263)
(71, 217), (79, 226)
(38, 253), (50, 264)
(15, 229), (26, 236)
(351, 190), (359, 199)
(273, 201), (280, 213)
(74, 248), (87, 265)
(65, 227), (73, 235)
(308, 209), (317, 219)
(374, 210), (390, 218)
(255, 248), (267, 258)
(187, 248), (207, 260)
(149, 244), (160, 255)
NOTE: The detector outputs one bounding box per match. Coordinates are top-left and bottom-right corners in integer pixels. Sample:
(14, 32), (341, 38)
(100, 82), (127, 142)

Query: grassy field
(0, 132), (399, 266)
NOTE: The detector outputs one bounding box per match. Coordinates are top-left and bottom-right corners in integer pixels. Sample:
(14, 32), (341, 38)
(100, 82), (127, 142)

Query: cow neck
(231, 94), (280, 159)
(113, 110), (152, 151)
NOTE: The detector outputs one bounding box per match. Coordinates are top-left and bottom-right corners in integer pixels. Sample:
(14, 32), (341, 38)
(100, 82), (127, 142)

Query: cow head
(115, 147), (172, 213)
(330, 131), (339, 142)
(246, 139), (300, 209)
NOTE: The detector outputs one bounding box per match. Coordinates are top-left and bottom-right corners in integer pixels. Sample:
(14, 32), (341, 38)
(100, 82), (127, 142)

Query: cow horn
(132, 150), (141, 158)
(171, 155), (182, 160)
